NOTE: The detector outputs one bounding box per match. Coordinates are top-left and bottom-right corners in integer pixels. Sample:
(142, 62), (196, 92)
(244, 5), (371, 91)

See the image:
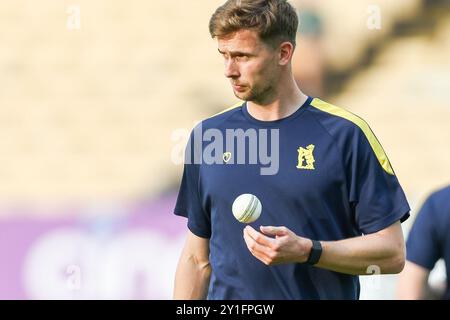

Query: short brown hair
(209, 0), (298, 48)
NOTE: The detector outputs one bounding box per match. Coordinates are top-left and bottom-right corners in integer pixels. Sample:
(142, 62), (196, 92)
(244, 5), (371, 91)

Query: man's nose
(224, 59), (240, 78)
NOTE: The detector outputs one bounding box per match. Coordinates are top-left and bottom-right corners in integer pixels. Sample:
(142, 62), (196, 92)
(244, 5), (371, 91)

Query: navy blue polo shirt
(174, 97), (410, 299)
(406, 185), (450, 299)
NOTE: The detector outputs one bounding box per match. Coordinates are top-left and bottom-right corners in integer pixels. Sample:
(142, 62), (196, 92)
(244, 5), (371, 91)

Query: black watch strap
(306, 240), (322, 265)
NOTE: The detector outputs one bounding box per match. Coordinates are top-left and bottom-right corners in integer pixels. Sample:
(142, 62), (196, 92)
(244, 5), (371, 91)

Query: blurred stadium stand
(0, 0), (449, 299)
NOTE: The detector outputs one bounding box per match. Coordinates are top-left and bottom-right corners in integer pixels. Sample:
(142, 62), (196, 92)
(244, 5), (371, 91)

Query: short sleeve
(347, 126), (410, 234)
(173, 130), (211, 238)
(406, 197), (441, 270)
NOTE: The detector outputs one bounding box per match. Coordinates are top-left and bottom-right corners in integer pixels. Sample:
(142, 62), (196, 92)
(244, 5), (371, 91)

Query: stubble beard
(233, 83), (274, 104)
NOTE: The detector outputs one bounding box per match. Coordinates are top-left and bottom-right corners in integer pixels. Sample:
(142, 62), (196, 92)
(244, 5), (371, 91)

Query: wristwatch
(306, 240), (322, 265)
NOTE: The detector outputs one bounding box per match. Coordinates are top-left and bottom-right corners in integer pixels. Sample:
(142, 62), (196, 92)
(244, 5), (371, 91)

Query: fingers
(243, 229), (272, 264)
(260, 226), (289, 237)
(244, 225), (275, 247)
(243, 226), (293, 265)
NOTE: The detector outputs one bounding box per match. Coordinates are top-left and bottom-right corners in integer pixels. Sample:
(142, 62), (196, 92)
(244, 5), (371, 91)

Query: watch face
(313, 240), (322, 251)
(307, 240), (322, 265)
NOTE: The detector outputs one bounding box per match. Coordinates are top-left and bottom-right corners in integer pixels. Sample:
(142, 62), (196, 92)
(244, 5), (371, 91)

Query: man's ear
(278, 41), (294, 66)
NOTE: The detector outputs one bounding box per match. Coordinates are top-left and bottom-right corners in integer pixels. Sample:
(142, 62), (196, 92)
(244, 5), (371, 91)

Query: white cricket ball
(232, 194), (262, 223)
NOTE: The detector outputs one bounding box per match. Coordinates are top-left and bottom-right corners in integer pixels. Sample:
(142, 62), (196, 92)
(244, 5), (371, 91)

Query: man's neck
(247, 79), (308, 121)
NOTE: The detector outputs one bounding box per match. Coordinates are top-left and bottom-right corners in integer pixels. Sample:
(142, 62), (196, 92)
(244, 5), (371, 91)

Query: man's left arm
(243, 221), (405, 275)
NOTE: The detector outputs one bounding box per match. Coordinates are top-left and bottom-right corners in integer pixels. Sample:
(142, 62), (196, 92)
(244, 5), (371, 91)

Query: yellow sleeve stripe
(310, 98), (395, 176)
(208, 101), (244, 119)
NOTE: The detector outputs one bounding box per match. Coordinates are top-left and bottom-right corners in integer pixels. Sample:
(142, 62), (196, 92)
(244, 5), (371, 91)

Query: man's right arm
(173, 230), (211, 300)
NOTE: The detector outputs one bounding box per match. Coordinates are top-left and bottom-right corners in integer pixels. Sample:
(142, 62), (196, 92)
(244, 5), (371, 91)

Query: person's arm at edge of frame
(173, 230), (211, 300)
(396, 261), (430, 299)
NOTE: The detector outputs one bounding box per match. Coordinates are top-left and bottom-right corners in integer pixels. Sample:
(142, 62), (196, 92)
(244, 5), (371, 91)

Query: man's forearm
(315, 231), (405, 275)
(173, 255), (212, 299)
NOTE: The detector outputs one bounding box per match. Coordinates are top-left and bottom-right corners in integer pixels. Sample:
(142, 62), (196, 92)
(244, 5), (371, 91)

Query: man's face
(217, 30), (279, 103)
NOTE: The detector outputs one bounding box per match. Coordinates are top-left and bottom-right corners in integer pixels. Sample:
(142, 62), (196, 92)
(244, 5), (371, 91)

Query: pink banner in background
(0, 193), (186, 300)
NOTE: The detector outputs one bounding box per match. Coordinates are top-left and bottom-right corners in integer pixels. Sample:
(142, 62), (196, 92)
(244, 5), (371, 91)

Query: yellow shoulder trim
(208, 101), (244, 119)
(310, 98), (395, 175)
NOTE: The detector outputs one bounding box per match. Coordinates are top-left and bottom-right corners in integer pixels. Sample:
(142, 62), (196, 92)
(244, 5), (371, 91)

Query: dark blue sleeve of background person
(406, 191), (445, 270)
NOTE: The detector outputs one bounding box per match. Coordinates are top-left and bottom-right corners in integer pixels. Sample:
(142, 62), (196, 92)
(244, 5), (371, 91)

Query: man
(173, 0), (410, 299)
(397, 185), (450, 299)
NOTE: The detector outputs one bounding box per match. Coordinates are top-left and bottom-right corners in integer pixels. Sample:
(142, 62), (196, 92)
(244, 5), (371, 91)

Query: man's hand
(243, 225), (312, 265)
